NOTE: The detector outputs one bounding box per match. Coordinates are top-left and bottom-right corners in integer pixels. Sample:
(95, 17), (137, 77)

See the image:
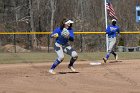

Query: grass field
(0, 52), (140, 64)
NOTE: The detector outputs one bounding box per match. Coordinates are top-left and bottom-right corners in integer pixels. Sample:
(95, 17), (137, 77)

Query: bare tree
(29, 0), (37, 49)
(0, 0), (140, 51)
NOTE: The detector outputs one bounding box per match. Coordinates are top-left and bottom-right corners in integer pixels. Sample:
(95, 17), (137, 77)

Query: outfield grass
(0, 52), (140, 64)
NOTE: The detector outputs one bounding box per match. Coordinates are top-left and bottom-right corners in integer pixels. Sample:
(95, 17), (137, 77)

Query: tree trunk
(50, 0), (56, 46)
(29, 0), (37, 49)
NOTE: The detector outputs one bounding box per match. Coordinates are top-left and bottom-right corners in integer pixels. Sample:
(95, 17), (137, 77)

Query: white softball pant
(54, 42), (78, 62)
(108, 37), (116, 52)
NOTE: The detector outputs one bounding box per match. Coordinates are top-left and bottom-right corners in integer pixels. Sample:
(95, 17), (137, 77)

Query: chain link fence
(0, 33), (140, 53)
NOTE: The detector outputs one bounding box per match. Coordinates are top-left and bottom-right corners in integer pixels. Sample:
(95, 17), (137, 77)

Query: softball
(53, 33), (58, 38)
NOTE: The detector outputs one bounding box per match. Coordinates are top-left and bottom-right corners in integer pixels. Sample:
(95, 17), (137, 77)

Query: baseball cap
(112, 19), (117, 22)
(65, 20), (74, 24)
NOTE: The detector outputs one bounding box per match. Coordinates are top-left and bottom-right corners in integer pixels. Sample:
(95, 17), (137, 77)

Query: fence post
(13, 34), (16, 53)
(47, 34), (50, 53)
(80, 34), (83, 52)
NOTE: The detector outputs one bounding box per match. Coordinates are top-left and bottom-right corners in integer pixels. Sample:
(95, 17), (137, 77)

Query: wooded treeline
(0, 0), (140, 52)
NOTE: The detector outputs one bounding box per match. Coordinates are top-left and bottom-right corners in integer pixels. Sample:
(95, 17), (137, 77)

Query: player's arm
(117, 27), (120, 36)
(69, 30), (74, 41)
(106, 26), (111, 34)
(50, 28), (59, 38)
(117, 27), (120, 34)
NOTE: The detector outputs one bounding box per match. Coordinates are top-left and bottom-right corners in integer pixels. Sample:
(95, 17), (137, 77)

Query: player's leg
(103, 38), (111, 63)
(63, 45), (78, 72)
(103, 38), (116, 63)
(111, 50), (118, 61)
(49, 43), (64, 74)
(110, 38), (118, 60)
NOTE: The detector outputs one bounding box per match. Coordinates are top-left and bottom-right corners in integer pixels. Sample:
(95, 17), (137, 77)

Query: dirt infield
(0, 60), (140, 93)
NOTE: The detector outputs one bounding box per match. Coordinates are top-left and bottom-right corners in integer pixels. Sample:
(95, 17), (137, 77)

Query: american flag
(106, 2), (117, 19)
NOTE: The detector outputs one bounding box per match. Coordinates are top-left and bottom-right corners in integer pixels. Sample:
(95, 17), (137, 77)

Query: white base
(89, 62), (101, 65)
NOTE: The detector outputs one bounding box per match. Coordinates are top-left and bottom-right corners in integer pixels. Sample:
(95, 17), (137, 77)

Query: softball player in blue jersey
(103, 19), (120, 63)
(49, 19), (78, 74)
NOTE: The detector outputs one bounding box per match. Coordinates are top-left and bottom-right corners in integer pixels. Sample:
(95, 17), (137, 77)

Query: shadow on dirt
(109, 60), (122, 63)
(58, 72), (79, 74)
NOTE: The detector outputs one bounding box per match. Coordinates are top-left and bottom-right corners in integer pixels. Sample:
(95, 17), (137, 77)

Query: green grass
(0, 52), (140, 64)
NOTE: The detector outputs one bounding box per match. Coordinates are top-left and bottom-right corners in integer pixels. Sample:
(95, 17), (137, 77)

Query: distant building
(136, 6), (140, 23)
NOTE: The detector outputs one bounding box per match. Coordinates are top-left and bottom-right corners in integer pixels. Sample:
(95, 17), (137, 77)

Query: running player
(103, 19), (120, 63)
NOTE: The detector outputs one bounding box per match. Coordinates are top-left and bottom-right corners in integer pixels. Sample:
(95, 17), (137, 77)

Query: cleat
(68, 66), (76, 72)
(48, 69), (56, 75)
(103, 57), (107, 63)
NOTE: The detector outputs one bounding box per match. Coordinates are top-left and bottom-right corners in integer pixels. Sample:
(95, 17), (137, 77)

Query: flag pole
(104, 0), (108, 52)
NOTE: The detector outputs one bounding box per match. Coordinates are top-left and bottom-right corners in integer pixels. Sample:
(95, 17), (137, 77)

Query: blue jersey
(51, 27), (74, 45)
(106, 25), (120, 38)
